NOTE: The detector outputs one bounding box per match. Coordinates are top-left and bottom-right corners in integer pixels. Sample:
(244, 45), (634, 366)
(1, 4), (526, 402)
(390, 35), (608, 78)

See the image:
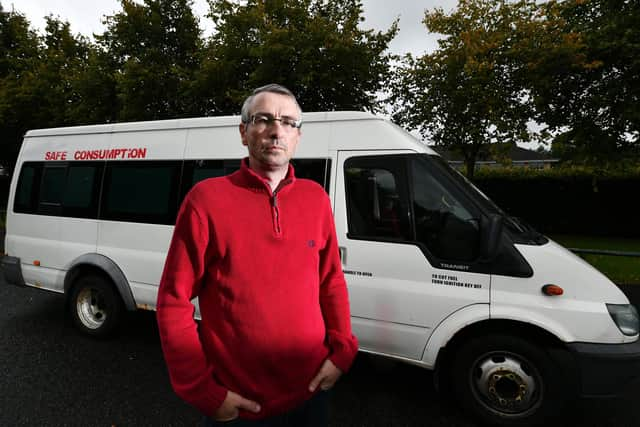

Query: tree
(196, 0), (398, 115)
(0, 3), (41, 171)
(1, 4), (117, 170)
(65, 40), (119, 125)
(528, 0), (640, 165)
(32, 17), (93, 127)
(390, 0), (551, 180)
(98, 0), (203, 121)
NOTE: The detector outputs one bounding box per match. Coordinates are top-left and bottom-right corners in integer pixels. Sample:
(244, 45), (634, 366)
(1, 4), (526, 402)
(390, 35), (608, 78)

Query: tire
(451, 334), (571, 427)
(69, 275), (124, 338)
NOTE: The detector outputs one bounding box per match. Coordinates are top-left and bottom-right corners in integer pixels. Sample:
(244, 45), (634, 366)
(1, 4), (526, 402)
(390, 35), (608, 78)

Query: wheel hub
(76, 287), (107, 329)
(473, 354), (539, 414)
(488, 368), (527, 406)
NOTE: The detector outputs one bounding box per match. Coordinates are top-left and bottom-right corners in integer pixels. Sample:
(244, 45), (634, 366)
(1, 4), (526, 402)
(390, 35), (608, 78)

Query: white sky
(7, 0), (459, 56)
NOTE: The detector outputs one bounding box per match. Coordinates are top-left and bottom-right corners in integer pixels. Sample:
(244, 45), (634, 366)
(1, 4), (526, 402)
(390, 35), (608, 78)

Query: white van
(2, 112), (639, 426)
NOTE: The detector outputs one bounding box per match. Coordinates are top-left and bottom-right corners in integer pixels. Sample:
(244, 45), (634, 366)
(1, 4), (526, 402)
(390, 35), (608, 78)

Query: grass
(549, 234), (640, 285)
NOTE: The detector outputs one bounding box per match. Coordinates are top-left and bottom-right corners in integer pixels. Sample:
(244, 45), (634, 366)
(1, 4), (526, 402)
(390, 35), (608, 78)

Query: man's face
(240, 91), (301, 170)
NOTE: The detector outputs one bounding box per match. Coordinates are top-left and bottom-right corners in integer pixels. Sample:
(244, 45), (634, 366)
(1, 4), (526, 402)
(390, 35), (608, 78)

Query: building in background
(434, 143), (559, 170)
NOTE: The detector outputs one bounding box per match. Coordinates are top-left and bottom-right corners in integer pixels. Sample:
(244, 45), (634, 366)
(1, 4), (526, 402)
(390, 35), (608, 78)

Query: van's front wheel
(69, 275), (123, 337)
(451, 334), (570, 426)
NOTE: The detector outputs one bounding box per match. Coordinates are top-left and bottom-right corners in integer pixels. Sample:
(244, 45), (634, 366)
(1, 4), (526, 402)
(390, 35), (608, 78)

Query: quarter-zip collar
(232, 158), (296, 237)
(234, 157), (296, 196)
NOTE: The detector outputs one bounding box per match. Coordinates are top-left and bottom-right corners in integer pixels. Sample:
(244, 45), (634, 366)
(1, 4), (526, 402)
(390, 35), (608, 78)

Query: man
(156, 84), (358, 426)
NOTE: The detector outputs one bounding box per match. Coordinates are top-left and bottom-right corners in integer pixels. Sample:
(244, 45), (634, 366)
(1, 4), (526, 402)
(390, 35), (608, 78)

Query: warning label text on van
(432, 273), (482, 289)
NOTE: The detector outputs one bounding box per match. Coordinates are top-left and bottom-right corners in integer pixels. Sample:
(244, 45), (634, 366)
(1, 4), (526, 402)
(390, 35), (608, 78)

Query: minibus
(3, 112), (639, 426)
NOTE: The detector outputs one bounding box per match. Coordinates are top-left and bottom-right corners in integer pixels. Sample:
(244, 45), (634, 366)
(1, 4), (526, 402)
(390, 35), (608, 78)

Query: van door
(334, 152), (490, 361)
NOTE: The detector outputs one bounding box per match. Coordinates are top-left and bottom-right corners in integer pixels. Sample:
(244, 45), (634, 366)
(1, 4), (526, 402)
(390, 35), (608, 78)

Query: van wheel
(69, 275), (123, 338)
(451, 334), (568, 426)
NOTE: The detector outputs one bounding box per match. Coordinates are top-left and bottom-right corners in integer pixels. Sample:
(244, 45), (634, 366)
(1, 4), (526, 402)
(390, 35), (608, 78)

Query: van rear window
(14, 163), (41, 213)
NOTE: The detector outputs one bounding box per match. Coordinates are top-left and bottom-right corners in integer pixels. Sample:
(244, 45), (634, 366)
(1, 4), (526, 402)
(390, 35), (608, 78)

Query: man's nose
(269, 120), (286, 137)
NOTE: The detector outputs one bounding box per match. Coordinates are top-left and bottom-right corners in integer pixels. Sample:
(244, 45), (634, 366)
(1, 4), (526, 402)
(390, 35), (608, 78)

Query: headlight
(607, 304), (640, 336)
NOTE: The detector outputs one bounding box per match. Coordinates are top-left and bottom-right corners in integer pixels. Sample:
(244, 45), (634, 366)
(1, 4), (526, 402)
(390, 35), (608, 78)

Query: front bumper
(1, 255), (25, 287)
(568, 338), (640, 397)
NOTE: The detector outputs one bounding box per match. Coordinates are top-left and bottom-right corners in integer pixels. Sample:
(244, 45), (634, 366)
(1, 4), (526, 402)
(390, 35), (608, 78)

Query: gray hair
(240, 83), (303, 123)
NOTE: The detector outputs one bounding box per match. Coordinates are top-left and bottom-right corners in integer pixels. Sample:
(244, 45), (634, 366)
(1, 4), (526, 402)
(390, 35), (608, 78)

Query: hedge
(472, 166), (640, 238)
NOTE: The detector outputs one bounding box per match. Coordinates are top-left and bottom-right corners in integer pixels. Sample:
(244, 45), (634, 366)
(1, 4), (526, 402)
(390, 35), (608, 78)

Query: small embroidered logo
(307, 240), (316, 248)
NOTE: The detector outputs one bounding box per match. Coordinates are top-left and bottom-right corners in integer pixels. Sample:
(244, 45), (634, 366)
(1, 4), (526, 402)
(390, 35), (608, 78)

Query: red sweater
(156, 159), (358, 419)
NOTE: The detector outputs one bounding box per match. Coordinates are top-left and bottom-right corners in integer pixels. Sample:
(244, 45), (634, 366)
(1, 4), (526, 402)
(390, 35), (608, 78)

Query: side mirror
(480, 214), (503, 261)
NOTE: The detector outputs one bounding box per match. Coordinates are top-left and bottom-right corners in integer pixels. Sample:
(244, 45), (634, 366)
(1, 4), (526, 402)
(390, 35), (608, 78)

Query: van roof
(24, 111), (382, 138)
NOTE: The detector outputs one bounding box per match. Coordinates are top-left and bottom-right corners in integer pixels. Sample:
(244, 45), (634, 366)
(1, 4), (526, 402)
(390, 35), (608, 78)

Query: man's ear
(239, 122), (248, 146)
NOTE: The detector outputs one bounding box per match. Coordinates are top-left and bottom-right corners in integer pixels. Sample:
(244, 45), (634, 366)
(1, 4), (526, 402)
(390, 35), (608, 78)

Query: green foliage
(473, 163), (640, 180)
(0, 0), (397, 171)
(0, 4), (41, 170)
(98, 0), (203, 121)
(65, 44), (118, 125)
(391, 0), (550, 180)
(198, 0), (398, 114)
(530, 0), (640, 164)
(36, 17), (92, 126)
(0, 7), (96, 169)
(391, 0), (639, 177)
(472, 165), (640, 237)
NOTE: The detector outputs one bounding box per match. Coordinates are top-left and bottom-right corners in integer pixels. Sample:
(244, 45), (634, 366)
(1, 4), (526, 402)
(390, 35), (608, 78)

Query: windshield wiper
(507, 216), (548, 244)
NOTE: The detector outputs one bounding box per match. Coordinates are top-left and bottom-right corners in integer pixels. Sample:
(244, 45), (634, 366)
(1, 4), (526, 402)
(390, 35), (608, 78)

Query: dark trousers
(203, 391), (329, 427)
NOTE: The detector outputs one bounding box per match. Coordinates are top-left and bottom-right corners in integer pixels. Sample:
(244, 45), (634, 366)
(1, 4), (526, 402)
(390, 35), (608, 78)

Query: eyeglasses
(249, 113), (302, 131)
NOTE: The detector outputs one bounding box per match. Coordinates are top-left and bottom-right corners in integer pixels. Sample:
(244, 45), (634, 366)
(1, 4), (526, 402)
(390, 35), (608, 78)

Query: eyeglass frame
(247, 113), (302, 130)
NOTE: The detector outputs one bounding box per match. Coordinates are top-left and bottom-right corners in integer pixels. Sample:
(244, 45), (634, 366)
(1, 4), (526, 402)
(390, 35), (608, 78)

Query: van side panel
(422, 303), (490, 367)
(96, 128), (188, 308)
(97, 223), (173, 308)
(7, 133), (109, 292)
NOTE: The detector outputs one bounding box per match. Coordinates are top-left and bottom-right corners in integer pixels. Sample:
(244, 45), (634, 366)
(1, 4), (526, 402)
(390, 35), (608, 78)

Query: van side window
(40, 166), (66, 204)
(180, 159), (241, 202)
(102, 161), (180, 225)
(39, 165), (68, 215)
(180, 158), (331, 204)
(290, 158), (331, 192)
(410, 156), (480, 261)
(190, 159), (241, 186)
(344, 156), (411, 240)
(345, 155), (481, 262)
(63, 164), (101, 217)
(13, 162), (102, 218)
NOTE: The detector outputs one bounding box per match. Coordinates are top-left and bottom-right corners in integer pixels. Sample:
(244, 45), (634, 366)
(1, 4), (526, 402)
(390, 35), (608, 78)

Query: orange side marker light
(33, 260), (41, 266)
(542, 284), (563, 296)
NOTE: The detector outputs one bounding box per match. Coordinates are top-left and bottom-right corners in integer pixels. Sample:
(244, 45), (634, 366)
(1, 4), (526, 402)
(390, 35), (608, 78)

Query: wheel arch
(64, 253), (137, 311)
(433, 318), (575, 394)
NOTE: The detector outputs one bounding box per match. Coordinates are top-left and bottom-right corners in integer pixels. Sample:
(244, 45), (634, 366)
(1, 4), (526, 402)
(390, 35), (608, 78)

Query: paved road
(1, 276), (640, 426)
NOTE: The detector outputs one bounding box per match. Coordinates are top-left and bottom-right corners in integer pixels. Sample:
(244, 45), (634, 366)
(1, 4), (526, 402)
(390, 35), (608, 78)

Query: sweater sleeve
(318, 196), (359, 372)
(156, 196), (227, 417)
